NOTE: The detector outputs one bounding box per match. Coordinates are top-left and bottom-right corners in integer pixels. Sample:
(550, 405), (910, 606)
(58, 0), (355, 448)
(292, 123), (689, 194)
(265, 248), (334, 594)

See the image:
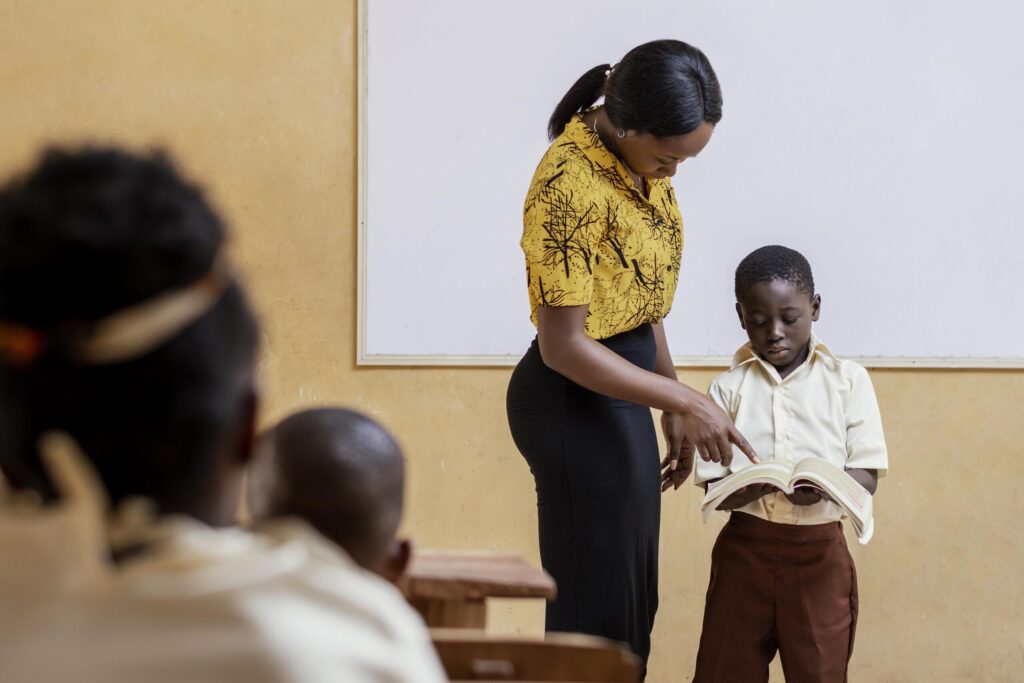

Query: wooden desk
(401, 550), (556, 629)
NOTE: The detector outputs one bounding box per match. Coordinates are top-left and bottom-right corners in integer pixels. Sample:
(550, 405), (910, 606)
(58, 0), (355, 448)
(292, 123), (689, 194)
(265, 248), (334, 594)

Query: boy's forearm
(700, 479), (741, 509)
(717, 491), (753, 510)
(847, 468), (878, 494)
(707, 479), (774, 510)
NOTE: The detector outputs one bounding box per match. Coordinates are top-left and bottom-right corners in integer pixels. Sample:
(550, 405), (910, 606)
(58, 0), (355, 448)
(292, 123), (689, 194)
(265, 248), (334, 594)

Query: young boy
(689, 245), (888, 682)
(248, 407), (412, 584)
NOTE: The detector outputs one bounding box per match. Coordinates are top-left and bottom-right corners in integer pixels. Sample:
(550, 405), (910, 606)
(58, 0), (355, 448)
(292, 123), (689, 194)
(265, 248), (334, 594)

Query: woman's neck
(583, 108), (646, 194)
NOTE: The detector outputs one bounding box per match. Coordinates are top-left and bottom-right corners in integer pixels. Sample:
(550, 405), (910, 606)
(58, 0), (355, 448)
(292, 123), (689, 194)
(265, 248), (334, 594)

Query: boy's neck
(770, 340), (812, 380)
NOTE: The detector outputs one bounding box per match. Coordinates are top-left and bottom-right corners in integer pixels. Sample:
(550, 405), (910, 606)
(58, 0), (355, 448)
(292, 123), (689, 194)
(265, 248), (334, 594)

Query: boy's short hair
(0, 147), (259, 508)
(734, 245), (815, 300)
(249, 408), (405, 572)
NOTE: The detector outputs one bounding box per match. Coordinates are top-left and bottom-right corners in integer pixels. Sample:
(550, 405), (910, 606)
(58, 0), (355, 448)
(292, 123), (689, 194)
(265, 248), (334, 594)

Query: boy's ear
(244, 431), (276, 521)
(811, 293), (821, 322)
(381, 537), (413, 585)
(735, 302), (746, 329)
(235, 386), (260, 467)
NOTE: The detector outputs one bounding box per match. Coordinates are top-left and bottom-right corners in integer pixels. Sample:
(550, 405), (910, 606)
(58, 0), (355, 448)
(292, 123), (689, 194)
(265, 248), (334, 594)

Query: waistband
(526, 323), (654, 359)
(726, 512), (843, 543)
(596, 323), (653, 351)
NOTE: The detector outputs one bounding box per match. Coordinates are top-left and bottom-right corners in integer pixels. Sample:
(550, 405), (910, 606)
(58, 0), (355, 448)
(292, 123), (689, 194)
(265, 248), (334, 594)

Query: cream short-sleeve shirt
(695, 335), (889, 525)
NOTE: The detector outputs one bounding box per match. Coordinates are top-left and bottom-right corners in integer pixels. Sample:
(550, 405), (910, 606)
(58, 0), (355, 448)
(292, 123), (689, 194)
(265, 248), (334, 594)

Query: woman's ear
(811, 293), (822, 322)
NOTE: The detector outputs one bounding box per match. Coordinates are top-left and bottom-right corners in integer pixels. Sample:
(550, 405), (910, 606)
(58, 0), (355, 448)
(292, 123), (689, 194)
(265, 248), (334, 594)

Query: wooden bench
(431, 629), (640, 682)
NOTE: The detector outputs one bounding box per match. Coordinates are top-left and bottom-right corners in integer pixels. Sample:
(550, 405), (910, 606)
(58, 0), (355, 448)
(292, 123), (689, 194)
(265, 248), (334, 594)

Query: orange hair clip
(0, 323), (45, 363)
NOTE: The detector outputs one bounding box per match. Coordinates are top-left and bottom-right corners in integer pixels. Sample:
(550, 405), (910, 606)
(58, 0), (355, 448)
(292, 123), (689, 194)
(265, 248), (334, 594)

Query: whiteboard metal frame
(356, 353), (1024, 369)
(356, 0), (371, 367)
(355, 0), (1024, 370)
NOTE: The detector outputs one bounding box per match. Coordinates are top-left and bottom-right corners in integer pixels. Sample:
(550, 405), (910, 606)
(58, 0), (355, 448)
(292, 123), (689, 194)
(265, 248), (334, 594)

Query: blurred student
(0, 147), (445, 683)
(248, 407), (413, 584)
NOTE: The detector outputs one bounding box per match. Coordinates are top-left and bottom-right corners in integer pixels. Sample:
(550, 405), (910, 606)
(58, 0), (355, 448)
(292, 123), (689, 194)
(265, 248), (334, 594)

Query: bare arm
(847, 468), (878, 494)
(652, 323), (695, 488)
(785, 468), (879, 506)
(537, 306), (757, 465)
(651, 322), (678, 381)
(707, 481), (777, 510)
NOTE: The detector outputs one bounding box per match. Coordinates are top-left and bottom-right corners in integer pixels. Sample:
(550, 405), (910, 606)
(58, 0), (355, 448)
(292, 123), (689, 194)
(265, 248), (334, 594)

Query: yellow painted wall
(1, 2), (1022, 681)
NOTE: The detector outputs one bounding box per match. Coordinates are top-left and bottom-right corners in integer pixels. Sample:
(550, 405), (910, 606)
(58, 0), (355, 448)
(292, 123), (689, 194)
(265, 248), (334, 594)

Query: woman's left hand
(660, 412), (695, 491)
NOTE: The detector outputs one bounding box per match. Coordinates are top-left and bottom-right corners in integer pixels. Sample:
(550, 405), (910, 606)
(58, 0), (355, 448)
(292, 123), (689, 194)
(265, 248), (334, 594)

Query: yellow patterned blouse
(520, 114), (684, 340)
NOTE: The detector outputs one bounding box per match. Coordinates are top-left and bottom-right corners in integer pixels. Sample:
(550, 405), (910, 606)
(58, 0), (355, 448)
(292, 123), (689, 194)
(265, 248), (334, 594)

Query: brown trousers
(694, 512), (859, 683)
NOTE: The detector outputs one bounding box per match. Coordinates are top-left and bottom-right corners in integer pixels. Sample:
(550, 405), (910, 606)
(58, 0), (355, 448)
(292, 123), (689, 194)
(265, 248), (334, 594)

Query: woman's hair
(0, 147), (259, 509)
(547, 39), (722, 141)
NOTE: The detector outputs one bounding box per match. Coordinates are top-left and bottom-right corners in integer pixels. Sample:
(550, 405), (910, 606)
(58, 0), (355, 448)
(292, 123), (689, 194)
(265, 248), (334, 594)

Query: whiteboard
(358, 0), (1024, 367)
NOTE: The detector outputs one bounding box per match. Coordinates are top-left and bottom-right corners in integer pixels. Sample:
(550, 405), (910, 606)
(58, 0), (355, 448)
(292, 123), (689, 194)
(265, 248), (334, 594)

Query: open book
(702, 458), (875, 544)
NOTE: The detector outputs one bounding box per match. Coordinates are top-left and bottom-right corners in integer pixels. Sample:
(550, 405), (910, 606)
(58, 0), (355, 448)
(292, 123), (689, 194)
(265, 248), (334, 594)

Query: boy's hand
(660, 413), (694, 491)
(716, 483), (776, 510)
(785, 487), (827, 506)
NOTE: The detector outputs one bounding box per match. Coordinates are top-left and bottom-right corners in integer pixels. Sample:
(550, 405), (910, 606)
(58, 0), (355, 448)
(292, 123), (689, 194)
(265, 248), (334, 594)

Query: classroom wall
(1, 2), (1021, 681)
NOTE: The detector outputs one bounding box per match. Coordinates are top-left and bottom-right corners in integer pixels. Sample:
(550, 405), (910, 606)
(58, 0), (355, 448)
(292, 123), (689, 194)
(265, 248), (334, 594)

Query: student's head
(0, 147), (259, 526)
(734, 245), (821, 375)
(548, 39), (722, 178)
(248, 408), (411, 582)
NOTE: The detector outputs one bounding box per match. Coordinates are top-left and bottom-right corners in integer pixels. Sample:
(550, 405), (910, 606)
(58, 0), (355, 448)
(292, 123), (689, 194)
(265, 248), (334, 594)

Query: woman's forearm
(651, 322), (679, 381)
(538, 308), (700, 415)
(537, 305), (756, 464)
(543, 331), (704, 414)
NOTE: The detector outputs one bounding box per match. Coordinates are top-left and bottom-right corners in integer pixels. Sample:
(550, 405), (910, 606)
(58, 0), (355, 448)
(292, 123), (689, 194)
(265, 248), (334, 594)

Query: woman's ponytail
(547, 64), (611, 141)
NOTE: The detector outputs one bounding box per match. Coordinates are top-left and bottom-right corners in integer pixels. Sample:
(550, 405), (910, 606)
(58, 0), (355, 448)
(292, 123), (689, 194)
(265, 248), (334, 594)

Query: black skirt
(506, 324), (660, 669)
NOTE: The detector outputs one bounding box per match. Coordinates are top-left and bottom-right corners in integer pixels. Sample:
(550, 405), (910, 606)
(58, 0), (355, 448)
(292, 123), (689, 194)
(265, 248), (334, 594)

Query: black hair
(547, 39), (722, 141)
(0, 147), (259, 510)
(734, 245), (815, 300)
(251, 408), (404, 571)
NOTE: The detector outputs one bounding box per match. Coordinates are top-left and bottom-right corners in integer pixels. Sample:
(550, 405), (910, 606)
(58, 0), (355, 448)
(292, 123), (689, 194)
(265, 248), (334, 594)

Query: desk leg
(410, 597), (487, 629)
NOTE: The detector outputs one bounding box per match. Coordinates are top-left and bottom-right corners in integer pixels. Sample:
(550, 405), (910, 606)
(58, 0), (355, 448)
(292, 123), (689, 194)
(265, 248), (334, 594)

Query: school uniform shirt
(695, 334), (889, 525)
(520, 112), (684, 340)
(0, 440), (446, 683)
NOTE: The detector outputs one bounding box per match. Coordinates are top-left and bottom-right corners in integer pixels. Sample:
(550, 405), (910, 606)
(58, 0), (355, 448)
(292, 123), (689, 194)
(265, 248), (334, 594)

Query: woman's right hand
(679, 393), (758, 466)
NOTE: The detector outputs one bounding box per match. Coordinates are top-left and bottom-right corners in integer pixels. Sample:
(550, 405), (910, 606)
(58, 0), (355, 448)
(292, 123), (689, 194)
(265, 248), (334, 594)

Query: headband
(0, 257), (230, 366)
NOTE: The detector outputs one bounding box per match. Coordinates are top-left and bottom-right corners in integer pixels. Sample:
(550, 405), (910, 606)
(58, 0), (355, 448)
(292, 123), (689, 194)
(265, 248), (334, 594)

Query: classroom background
(2, 2), (1021, 681)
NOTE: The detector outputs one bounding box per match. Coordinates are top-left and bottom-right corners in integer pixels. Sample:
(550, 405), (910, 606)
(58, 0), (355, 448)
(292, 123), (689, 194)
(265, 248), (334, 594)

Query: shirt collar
(731, 333), (834, 377)
(561, 113), (669, 206)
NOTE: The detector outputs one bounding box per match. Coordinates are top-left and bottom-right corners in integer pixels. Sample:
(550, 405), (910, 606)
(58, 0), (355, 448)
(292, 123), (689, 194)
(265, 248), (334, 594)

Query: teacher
(506, 39), (756, 674)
